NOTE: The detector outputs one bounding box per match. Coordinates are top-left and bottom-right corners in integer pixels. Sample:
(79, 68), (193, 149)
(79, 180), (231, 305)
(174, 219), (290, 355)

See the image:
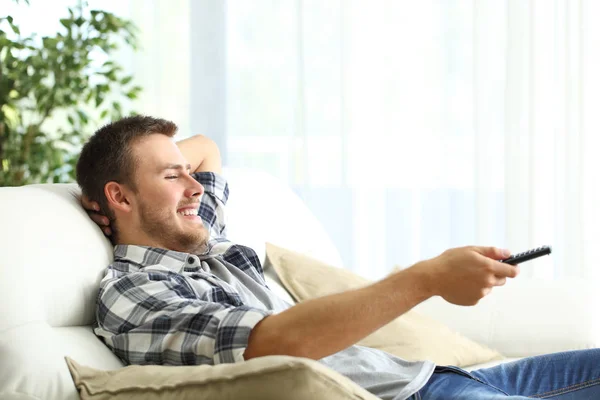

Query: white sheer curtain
(112, 0), (192, 136)
(11, 0), (600, 280)
(224, 0), (600, 280)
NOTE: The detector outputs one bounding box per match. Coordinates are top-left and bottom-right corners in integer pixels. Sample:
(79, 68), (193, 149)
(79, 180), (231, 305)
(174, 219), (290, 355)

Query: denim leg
(412, 349), (600, 399)
(470, 349), (600, 399)
(412, 366), (531, 399)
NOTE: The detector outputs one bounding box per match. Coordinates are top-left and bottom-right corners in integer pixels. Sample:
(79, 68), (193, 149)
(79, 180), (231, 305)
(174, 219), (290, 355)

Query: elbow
(243, 320), (306, 360)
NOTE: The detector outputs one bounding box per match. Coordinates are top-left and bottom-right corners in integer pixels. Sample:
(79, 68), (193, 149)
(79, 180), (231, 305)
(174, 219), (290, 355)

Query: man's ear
(104, 181), (133, 213)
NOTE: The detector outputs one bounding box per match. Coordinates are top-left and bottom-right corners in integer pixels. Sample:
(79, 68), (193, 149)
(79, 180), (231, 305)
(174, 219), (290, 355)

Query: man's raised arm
(177, 134), (222, 175)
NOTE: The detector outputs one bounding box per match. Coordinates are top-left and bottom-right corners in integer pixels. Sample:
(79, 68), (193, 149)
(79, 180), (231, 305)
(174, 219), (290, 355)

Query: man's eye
(166, 175), (178, 180)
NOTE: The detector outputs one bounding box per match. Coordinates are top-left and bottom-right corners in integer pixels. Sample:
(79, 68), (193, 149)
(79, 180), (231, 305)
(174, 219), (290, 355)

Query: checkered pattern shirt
(94, 172), (276, 366)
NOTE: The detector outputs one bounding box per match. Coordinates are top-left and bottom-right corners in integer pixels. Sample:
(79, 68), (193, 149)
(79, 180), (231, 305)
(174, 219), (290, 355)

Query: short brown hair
(76, 115), (177, 241)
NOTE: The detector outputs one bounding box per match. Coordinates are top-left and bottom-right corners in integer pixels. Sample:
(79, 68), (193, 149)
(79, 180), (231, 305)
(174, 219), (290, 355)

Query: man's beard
(138, 200), (208, 254)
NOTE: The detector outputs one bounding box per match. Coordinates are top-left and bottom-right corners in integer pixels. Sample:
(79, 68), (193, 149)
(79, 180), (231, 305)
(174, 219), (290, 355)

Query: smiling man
(77, 115), (600, 400)
(77, 115), (291, 367)
(77, 118), (213, 253)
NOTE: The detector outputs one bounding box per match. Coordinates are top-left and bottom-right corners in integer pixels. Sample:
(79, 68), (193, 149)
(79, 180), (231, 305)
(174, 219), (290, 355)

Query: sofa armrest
(412, 278), (600, 358)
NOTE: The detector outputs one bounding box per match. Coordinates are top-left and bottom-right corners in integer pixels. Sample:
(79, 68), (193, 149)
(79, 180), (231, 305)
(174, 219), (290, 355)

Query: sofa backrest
(0, 166), (343, 331)
(0, 167), (343, 400)
(0, 183), (113, 331)
(223, 167), (343, 267)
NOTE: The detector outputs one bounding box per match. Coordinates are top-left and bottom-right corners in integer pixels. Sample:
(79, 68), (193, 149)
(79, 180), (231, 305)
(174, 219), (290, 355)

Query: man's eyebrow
(159, 163), (192, 172)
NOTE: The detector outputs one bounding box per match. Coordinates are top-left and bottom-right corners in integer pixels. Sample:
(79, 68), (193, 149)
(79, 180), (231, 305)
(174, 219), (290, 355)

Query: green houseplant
(0, 1), (142, 186)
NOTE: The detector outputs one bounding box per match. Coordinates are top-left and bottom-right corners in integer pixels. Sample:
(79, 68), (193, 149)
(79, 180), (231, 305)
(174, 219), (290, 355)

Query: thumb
(471, 246), (511, 260)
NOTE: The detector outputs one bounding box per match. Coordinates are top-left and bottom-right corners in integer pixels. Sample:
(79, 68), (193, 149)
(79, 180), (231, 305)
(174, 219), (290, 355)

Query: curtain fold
(128, 0), (191, 136)
(224, 0), (599, 280)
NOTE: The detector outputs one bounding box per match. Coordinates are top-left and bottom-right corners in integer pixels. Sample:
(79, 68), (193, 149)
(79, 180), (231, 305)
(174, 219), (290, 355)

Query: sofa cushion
(265, 243), (505, 368)
(0, 184), (113, 331)
(66, 355), (380, 400)
(0, 323), (124, 400)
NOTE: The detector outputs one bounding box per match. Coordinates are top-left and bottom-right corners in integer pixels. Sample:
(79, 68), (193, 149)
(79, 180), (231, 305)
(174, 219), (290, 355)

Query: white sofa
(1, 167), (600, 399)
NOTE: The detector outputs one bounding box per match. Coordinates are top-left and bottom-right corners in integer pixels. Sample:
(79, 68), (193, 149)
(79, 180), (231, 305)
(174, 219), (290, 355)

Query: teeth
(177, 209), (198, 216)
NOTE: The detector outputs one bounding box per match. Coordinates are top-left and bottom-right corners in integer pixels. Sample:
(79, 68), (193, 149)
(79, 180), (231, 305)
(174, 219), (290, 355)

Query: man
(77, 115), (600, 399)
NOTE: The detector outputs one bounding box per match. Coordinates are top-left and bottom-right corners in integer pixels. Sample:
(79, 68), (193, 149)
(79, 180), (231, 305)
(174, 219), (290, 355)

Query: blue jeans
(411, 349), (600, 399)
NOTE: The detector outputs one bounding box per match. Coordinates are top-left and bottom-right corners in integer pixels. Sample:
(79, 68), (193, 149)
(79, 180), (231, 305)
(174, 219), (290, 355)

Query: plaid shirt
(94, 172), (277, 366)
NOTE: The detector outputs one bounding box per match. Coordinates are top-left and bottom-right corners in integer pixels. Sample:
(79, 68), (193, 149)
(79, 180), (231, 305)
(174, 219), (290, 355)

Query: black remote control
(500, 245), (552, 265)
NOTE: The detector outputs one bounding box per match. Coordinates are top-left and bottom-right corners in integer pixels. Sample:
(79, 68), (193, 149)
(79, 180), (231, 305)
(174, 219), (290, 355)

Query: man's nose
(184, 176), (204, 198)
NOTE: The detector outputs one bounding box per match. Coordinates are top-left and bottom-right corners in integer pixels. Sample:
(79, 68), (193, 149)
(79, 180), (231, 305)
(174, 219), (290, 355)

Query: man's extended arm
(244, 246), (519, 361)
(244, 262), (433, 361)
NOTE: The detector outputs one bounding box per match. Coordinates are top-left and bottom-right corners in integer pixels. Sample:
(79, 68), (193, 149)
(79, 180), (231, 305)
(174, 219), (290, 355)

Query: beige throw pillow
(66, 355), (380, 400)
(265, 243), (504, 367)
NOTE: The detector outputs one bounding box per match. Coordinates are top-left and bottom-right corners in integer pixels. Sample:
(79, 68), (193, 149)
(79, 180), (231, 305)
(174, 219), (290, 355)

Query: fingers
(509, 264), (521, 278)
(467, 246), (521, 279)
(90, 213), (110, 227)
(493, 265), (521, 286)
(492, 261), (520, 279)
(81, 194), (101, 212)
(470, 246), (511, 261)
(80, 194), (113, 236)
(494, 277), (507, 286)
(88, 205), (113, 235)
(80, 194), (92, 209)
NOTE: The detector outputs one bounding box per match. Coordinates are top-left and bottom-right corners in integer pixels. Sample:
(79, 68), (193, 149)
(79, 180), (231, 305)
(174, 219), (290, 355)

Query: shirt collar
(114, 244), (198, 273)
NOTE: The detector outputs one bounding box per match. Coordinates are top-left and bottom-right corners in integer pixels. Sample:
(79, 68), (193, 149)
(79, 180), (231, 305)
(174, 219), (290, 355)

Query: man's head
(76, 115), (209, 254)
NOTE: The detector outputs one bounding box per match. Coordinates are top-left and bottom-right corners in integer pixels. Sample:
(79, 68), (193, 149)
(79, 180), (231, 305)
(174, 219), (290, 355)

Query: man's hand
(417, 246), (520, 306)
(81, 194), (112, 236)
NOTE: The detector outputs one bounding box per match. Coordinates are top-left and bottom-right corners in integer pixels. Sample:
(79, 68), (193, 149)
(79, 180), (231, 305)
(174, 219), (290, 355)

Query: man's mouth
(177, 208), (198, 217)
(177, 205), (201, 221)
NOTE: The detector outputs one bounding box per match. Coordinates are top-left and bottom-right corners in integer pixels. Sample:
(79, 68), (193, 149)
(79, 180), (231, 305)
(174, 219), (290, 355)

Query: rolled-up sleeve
(94, 270), (272, 366)
(193, 172), (229, 239)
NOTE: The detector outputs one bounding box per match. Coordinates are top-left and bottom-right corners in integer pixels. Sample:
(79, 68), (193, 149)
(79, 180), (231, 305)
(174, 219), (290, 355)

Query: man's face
(127, 134), (209, 254)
